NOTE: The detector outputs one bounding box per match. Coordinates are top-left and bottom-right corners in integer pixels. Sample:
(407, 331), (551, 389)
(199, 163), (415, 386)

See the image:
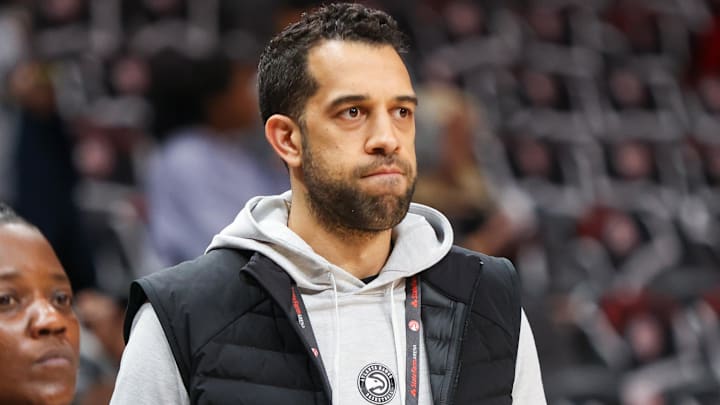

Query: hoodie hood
(207, 191), (454, 293)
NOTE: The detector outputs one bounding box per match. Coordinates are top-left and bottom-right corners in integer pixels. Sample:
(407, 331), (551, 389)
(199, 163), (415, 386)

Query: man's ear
(265, 114), (302, 168)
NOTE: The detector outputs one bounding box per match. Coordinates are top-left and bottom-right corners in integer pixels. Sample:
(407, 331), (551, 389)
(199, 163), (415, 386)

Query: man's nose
(365, 113), (400, 155)
(29, 300), (68, 338)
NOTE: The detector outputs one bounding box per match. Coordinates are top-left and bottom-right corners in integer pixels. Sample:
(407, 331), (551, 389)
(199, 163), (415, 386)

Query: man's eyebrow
(0, 269), (19, 280)
(50, 272), (70, 283)
(327, 94), (419, 111)
(327, 94), (369, 111)
(395, 95), (418, 106)
(0, 269), (69, 282)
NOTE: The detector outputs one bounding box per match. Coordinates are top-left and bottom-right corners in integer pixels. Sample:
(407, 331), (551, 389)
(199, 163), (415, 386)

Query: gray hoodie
(111, 192), (546, 404)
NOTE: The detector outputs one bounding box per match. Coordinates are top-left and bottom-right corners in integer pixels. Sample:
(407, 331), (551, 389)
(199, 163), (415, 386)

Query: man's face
(0, 224), (80, 405)
(299, 40), (417, 233)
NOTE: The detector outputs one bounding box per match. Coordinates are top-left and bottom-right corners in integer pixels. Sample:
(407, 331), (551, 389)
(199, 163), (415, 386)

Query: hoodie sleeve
(511, 309), (547, 404)
(110, 303), (190, 405)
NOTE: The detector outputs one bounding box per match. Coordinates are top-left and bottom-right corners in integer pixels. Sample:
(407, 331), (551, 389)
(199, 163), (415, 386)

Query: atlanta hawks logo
(408, 320), (420, 332)
(357, 363), (396, 404)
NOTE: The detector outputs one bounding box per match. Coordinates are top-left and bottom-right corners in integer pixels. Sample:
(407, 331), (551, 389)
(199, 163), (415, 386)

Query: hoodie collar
(207, 191), (454, 293)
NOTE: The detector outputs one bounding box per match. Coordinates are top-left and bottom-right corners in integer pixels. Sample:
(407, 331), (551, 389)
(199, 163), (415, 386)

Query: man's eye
(53, 292), (73, 308)
(0, 294), (19, 309)
(340, 107), (362, 119)
(395, 107), (412, 119)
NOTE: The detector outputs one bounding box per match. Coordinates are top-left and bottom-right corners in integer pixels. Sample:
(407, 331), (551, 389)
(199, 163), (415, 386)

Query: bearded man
(111, 3), (545, 404)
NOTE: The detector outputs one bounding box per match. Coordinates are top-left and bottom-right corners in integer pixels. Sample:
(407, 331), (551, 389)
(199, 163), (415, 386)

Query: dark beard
(302, 139), (416, 237)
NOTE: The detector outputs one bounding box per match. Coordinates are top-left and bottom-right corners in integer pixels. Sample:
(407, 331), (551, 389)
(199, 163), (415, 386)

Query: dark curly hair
(257, 2), (408, 124)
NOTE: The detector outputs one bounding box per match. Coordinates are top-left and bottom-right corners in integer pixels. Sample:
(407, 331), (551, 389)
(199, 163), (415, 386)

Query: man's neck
(287, 197), (393, 280)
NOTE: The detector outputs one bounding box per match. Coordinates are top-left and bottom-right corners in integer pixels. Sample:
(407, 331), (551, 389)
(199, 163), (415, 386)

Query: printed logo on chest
(357, 363), (397, 404)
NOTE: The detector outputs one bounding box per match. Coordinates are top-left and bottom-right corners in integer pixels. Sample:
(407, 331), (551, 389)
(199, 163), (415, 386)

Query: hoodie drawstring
(329, 273), (341, 405)
(388, 281), (406, 405)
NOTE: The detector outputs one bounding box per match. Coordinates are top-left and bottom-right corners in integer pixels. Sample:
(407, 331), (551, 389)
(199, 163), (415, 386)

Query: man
(111, 3), (545, 404)
(0, 203), (80, 405)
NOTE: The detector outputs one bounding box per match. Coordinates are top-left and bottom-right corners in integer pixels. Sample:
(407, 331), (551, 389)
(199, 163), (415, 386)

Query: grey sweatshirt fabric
(206, 191), (451, 404)
(111, 192), (546, 404)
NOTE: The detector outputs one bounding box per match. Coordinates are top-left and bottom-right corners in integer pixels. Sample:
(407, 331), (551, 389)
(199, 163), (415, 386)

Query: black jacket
(124, 246), (521, 404)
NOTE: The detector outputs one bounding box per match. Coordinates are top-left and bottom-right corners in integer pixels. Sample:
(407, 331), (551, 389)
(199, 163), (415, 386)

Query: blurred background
(0, 0), (719, 403)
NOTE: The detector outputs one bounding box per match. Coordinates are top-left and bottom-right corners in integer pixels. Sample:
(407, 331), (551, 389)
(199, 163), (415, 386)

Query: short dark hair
(257, 2), (408, 124)
(0, 203), (31, 226)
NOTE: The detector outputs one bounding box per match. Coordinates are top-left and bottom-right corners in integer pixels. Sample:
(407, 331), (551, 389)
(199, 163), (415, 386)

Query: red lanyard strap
(405, 275), (421, 405)
(290, 286), (330, 383)
(291, 275), (422, 405)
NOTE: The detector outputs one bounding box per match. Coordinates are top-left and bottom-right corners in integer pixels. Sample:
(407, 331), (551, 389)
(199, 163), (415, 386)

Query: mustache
(355, 156), (414, 177)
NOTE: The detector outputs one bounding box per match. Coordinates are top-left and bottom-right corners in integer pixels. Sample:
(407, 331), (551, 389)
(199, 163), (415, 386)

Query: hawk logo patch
(357, 363), (396, 404)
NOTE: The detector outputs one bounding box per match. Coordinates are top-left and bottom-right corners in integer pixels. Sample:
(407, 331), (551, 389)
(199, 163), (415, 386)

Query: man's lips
(34, 347), (76, 368)
(362, 166), (405, 177)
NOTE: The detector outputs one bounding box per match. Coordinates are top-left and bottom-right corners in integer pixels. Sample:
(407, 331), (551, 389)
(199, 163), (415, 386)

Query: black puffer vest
(124, 246), (521, 404)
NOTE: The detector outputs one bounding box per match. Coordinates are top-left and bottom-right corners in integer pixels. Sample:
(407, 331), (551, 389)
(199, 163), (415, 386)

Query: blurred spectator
(690, 0), (720, 79)
(595, 136), (684, 215)
(606, 0), (693, 72)
(124, 0), (207, 58)
(146, 50), (287, 265)
(8, 60), (98, 293)
(74, 291), (126, 405)
(0, 3), (28, 203)
(527, 4), (573, 46)
(413, 83), (534, 256)
(601, 290), (678, 367)
(417, 1), (522, 80)
(607, 68), (657, 111)
(520, 69), (572, 111)
(574, 206), (681, 292)
(501, 133), (590, 218)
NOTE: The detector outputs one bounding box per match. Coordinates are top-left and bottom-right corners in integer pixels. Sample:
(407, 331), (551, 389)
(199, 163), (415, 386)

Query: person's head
(609, 69), (647, 109)
(204, 59), (260, 133)
(260, 3), (418, 234)
(0, 203), (80, 405)
(258, 2), (408, 125)
(612, 140), (653, 180)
